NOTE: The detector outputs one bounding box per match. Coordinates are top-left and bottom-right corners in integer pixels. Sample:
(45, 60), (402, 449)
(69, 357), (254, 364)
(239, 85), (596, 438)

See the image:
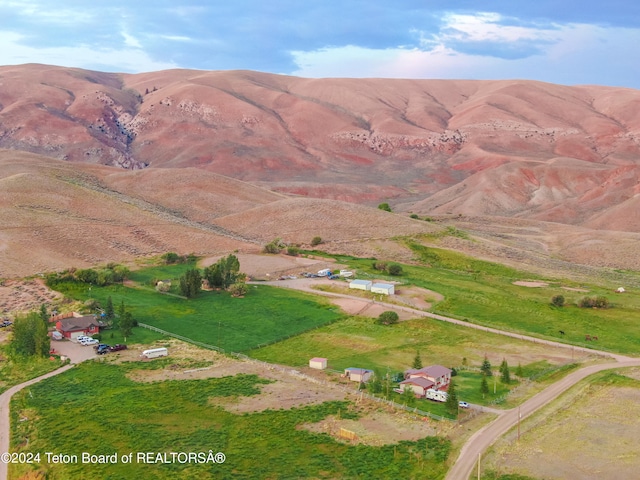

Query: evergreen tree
(500, 359), (511, 384)
(481, 355), (493, 376)
(515, 363), (524, 378)
(445, 380), (459, 416)
(120, 311), (134, 341)
(104, 296), (115, 322)
(480, 376), (489, 398)
(412, 351), (423, 369)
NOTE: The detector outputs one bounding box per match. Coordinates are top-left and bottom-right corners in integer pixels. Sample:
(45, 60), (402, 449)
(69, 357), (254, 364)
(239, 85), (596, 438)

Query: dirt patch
(561, 286), (589, 292)
(199, 253), (336, 280)
(302, 409), (443, 446)
(0, 278), (63, 316)
(123, 340), (351, 412)
(328, 297), (417, 320)
(513, 280), (549, 288)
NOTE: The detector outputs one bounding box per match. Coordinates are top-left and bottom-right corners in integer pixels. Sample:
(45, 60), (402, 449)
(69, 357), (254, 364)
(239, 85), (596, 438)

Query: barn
(343, 367), (373, 383)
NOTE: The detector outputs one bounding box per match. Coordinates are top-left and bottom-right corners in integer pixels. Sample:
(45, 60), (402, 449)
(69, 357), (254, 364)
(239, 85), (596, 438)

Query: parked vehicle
(81, 338), (99, 346)
(0, 320), (13, 328)
(109, 344), (127, 352)
(317, 269), (332, 277)
(458, 401), (470, 409)
(94, 343), (109, 351)
(328, 274), (340, 280)
(76, 335), (91, 343)
(141, 347), (168, 359)
(425, 388), (448, 402)
(96, 344), (110, 355)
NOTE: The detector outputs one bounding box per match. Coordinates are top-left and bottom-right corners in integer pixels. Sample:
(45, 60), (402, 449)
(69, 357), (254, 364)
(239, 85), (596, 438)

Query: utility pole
(477, 452), (481, 480)
(518, 405), (521, 441)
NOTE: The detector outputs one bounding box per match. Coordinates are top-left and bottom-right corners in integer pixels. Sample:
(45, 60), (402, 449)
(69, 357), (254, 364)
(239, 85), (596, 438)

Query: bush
(377, 202), (392, 212)
(310, 236), (323, 246)
(263, 238), (284, 254)
(376, 311), (399, 325)
(410, 214), (419, 219)
(551, 295), (565, 307)
(286, 246), (300, 256)
(387, 263), (403, 276)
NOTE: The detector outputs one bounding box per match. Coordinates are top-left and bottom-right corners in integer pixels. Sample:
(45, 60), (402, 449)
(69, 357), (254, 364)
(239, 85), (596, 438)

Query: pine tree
(445, 380), (459, 416)
(481, 355), (493, 376)
(516, 363), (524, 378)
(500, 359), (511, 384)
(105, 296), (115, 322)
(412, 351), (423, 369)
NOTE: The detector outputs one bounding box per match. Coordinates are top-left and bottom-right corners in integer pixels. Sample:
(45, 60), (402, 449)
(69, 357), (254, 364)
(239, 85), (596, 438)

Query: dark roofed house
(404, 365), (452, 390)
(56, 315), (100, 340)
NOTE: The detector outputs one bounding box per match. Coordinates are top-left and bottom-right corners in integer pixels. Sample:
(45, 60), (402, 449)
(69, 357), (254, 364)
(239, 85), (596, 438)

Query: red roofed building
(56, 315), (100, 340)
(404, 365), (452, 390)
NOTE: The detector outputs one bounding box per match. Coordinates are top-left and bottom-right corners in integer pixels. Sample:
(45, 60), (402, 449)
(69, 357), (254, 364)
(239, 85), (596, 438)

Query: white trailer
(425, 388), (448, 402)
(317, 268), (332, 277)
(141, 347), (168, 359)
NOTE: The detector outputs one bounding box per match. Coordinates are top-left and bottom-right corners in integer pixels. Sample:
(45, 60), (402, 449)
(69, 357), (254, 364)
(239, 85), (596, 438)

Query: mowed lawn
(53, 271), (344, 353)
(9, 362), (451, 480)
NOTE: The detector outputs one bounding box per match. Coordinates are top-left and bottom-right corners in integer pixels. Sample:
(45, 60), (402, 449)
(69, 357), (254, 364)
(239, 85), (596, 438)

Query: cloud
(0, 31), (178, 73)
(290, 18), (640, 88)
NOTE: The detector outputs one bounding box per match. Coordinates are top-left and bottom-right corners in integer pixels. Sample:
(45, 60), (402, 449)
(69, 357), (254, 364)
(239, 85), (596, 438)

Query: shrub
(376, 311), (399, 325)
(551, 294), (565, 307)
(409, 214), (419, 219)
(377, 202), (392, 212)
(286, 246), (300, 256)
(310, 236), (323, 246)
(387, 263), (403, 276)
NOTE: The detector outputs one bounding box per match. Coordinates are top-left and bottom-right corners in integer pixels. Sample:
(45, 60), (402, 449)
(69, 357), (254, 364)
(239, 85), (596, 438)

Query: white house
(349, 279), (372, 291)
(371, 283), (395, 295)
(309, 357), (328, 370)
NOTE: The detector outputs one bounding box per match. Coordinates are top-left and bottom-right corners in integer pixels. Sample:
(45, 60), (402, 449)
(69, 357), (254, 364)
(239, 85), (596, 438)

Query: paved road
(446, 358), (640, 480)
(0, 364), (74, 480)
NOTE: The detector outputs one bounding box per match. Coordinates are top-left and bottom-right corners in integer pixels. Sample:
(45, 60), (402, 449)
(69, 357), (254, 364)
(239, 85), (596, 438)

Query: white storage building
(309, 357), (328, 370)
(349, 279), (372, 291)
(371, 283), (395, 295)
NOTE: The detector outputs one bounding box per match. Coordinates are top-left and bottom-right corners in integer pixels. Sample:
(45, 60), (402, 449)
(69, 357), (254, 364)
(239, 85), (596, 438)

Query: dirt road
(0, 364), (74, 480)
(446, 358), (640, 480)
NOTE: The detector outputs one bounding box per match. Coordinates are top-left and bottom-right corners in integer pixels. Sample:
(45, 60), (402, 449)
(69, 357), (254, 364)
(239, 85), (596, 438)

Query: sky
(1, 1), (639, 89)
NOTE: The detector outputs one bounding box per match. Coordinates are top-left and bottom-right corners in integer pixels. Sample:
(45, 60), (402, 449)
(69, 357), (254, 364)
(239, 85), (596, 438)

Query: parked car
(109, 344), (127, 352)
(458, 401), (470, 409)
(0, 320), (13, 328)
(96, 344), (110, 355)
(81, 338), (99, 346)
(76, 335), (91, 343)
(94, 343), (109, 351)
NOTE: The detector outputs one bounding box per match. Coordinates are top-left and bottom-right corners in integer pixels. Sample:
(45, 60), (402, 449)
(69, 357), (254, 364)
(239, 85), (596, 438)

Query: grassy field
(250, 314), (585, 409)
(50, 266), (344, 353)
(481, 368), (640, 479)
(9, 361), (451, 479)
(323, 246), (640, 355)
(0, 347), (66, 395)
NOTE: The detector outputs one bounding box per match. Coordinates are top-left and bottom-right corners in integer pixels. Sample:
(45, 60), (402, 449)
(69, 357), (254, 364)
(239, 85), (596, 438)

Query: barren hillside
(1, 65), (639, 232)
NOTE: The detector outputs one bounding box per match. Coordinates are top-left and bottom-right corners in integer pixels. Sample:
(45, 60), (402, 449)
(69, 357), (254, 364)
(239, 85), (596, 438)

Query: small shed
(349, 279), (372, 291)
(309, 357), (328, 370)
(343, 367), (373, 383)
(371, 283), (395, 295)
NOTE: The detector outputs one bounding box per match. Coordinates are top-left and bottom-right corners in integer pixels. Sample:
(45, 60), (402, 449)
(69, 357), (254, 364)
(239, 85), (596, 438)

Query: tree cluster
(578, 296), (609, 309)
(49, 263), (130, 287)
(203, 254), (241, 290)
(11, 310), (50, 357)
(371, 261), (403, 276)
(262, 238), (285, 254)
(179, 268), (202, 298)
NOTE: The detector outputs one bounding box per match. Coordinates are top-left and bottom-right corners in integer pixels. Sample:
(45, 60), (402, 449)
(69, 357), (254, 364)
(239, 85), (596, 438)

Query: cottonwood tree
(204, 254), (241, 290)
(179, 268), (202, 298)
(11, 312), (50, 357)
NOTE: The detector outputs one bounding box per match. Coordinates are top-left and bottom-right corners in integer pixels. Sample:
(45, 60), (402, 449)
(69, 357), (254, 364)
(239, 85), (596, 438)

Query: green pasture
(323, 245), (640, 355)
(0, 347), (65, 395)
(51, 269), (344, 352)
(10, 362), (451, 479)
